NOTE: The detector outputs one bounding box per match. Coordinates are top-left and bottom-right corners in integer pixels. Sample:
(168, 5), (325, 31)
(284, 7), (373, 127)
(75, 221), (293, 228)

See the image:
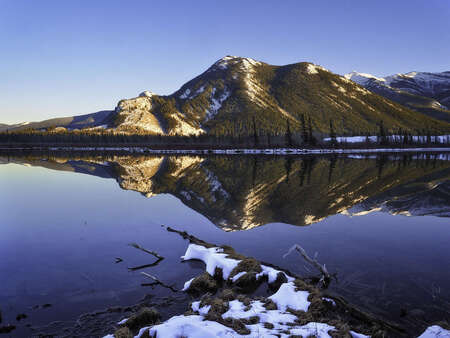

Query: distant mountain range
(2, 56), (449, 135)
(344, 71), (450, 123)
(3, 154), (449, 231)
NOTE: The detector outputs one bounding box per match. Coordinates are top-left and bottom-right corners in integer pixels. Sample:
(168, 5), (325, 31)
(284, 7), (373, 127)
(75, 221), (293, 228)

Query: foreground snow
(182, 243), (295, 284)
(104, 243), (450, 338)
(418, 325), (450, 338)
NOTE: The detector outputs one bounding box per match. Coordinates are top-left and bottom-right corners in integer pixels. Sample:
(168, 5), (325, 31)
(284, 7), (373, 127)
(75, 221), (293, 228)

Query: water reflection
(3, 153), (449, 230)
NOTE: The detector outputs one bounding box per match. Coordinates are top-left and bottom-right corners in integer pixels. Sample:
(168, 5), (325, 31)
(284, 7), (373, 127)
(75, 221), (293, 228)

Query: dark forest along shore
(0, 153), (449, 337)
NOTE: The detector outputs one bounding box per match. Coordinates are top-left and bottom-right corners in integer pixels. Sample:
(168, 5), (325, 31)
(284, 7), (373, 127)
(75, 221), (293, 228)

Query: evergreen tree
(252, 115), (258, 147)
(285, 119), (293, 147)
(329, 119), (336, 145)
(308, 118), (316, 146)
(378, 120), (387, 145)
(300, 114), (308, 145)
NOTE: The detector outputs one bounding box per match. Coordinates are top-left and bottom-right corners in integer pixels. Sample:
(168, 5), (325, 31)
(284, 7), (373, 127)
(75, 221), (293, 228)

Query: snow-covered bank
(104, 239), (450, 338)
(323, 135), (450, 144)
(105, 241), (384, 337)
(418, 325), (450, 338)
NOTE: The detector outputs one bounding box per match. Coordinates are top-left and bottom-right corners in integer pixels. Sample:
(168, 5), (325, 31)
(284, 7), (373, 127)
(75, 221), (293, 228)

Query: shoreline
(0, 146), (449, 155)
(102, 227), (448, 338)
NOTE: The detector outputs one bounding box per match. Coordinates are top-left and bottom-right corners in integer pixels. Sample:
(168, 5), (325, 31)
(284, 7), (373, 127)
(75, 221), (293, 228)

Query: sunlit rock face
(114, 96), (165, 134)
(3, 154), (449, 231)
(113, 156), (165, 196)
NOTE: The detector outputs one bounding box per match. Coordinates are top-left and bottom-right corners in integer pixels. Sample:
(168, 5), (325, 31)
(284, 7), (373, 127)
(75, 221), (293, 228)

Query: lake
(1, 152), (449, 337)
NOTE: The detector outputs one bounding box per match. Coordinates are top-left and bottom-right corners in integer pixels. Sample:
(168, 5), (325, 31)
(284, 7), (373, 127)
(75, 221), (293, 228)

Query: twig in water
(128, 243), (165, 270)
(283, 244), (331, 287)
(129, 243), (164, 260)
(141, 272), (178, 292)
(128, 259), (163, 271)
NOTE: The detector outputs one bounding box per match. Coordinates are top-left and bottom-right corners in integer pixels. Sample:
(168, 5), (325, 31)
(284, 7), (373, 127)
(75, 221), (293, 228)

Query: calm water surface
(0, 153), (449, 336)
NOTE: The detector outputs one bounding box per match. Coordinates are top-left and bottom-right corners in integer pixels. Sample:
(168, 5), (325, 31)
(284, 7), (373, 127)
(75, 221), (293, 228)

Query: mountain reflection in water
(3, 153), (449, 231)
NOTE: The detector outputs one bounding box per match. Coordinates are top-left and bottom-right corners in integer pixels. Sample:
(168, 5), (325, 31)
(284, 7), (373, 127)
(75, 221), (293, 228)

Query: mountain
(4, 153), (449, 231)
(345, 71), (450, 123)
(0, 110), (115, 133)
(4, 56), (450, 135)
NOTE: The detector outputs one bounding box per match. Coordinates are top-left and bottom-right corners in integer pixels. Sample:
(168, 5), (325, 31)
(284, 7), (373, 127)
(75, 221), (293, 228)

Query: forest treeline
(0, 118), (449, 149)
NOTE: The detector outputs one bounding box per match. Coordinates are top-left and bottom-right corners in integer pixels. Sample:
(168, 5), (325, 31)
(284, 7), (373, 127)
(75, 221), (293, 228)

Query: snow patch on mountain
(168, 113), (204, 136)
(179, 85), (206, 100)
(306, 63), (327, 75)
(139, 90), (155, 97)
(204, 167), (230, 200)
(345, 70), (450, 110)
(179, 88), (191, 99)
(205, 87), (230, 121)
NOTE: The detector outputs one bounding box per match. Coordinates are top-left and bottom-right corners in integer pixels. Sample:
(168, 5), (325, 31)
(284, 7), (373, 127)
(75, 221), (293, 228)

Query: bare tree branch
(283, 244), (331, 285)
(129, 243), (164, 260)
(141, 272), (178, 292)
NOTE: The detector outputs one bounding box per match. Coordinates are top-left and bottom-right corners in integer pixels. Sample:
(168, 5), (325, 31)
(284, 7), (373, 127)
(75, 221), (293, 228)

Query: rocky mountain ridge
(3, 56), (450, 135)
(345, 71), (450, 122)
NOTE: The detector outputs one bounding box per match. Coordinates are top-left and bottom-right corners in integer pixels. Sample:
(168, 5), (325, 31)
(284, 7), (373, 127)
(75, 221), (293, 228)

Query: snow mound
(182, 243), (294, 284)
(181, 244), (240, 279)
(191, 301), (211, 315)
(222, 299), (297, 324)
(418, 325), (450, 338)
(269, 281), (311, 312)
(148, 315), (236, 337)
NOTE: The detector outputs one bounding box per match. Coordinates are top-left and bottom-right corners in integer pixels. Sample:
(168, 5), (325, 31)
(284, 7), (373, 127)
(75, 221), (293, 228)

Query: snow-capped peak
(212, 55), (262, 70)
(385, 71), (450, 85)
(305, 63), (328, 74)
(344, 71), (386, 85)
(139, 90), (155, 98)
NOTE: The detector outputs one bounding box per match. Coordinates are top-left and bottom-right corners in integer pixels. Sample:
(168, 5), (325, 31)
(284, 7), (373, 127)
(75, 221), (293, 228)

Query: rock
(114, 326), (133, 338)
(263, 299), (278, 311)
(124, 307), (160, 330)
(107, 307), (122, 313)
(0, 325), (16, 334)
(409, 308), (426, 318)
(187, 272), (218, 295)
(16, 313), (27, 321)
(230, 258), (262, 278)
(234, 272), (262, 293)
(268, 272), (288, 291)
(203, 298), (228, 322)
(219, 289), (236, 301)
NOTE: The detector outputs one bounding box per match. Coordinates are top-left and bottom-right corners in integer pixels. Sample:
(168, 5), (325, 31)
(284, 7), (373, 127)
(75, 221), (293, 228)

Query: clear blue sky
(1, 0), (449, 124)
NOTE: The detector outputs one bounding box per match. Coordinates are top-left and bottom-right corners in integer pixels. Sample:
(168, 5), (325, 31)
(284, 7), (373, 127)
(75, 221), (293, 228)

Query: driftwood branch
(128, 260), (163, 271)
(129, 243), (164, 260)
(283, 244), (331, 286)
(128, 243), (165, 271)
(141, 272), (178, 292)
